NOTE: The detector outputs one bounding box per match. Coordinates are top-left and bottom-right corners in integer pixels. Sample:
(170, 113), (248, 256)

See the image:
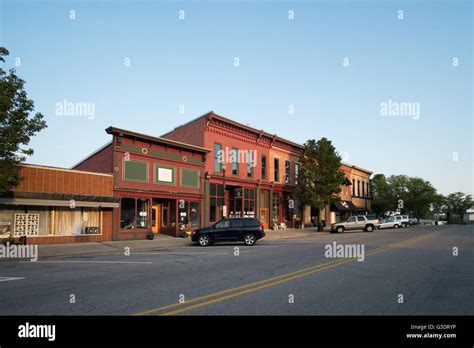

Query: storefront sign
(158, 168), (173, 182)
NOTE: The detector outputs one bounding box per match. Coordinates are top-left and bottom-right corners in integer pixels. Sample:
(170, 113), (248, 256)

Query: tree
(0, 47), (47, 194)
(293, 138), (344, 228)
(370, 174), (392, 217)
(403, 177), (438, 220)
(443, 192), (473, 222)
(371, 174), (439, 220)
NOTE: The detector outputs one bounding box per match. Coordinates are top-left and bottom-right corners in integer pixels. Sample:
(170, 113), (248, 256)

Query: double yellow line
(134, 233), (432, 316)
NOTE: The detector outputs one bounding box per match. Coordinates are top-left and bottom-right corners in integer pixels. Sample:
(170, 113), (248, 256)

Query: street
(0, 224), (472, 315)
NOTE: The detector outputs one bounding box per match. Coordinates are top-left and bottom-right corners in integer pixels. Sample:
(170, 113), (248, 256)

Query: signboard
(158, 168), (173, 183)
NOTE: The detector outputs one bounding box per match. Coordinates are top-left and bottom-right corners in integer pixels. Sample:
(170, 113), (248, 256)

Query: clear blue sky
(1, 0), (472, 195)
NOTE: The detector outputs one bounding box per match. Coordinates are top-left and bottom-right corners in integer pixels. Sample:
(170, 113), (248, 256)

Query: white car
(392, 215), (410, 228)
(379, 217), (402, 229)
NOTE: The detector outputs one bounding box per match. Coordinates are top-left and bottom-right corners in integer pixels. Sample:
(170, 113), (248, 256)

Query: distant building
(464, 209), (474, 223)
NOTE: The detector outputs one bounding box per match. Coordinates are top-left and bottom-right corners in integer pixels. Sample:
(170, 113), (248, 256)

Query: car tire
(243, 233), (256, 246)
(365, 225), (374, 232)
(394, 224), (399, 229)
(402, 222), (407, 228)
(198, 234), (211, 247)
(336, 226), (344, 233)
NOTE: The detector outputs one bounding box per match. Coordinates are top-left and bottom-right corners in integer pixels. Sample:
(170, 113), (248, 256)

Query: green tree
(403, 177), (438, 220)
(371, 174), (439, 220)
(293, 138), (344, 228)
(443, 192), (473, 222)
(0, 47), (47, 194)
(370, 174), (392, 217)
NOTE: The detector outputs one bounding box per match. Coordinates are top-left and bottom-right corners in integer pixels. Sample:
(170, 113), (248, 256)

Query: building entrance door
(151, 205), (161, 233)
(259, 208), (269, 230)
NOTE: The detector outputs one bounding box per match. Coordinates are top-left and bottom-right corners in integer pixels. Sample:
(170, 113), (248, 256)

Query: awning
(0, 191), (120, 208)
(330, 200), (358, 212)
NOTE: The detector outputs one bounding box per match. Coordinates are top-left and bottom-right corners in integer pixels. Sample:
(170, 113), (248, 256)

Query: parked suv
(191, 218), (265, 246)
(331, 215), (380, 233)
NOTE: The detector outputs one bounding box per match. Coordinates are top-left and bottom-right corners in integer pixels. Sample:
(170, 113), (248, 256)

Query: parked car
(191, 217), (265, 246)
(379, 217), (401, 229)
(408, 218), (418, 226)
(330, 215), (380, 233)
(392, 215), (410, 228)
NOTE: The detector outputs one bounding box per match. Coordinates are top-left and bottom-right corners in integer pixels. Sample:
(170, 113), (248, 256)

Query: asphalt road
(0, 224), (472, 315)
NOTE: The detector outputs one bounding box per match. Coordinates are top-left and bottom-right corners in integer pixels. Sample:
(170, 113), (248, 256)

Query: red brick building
(74, 127), (210, 240)
(0, 164), (118, 244)
(163, 111), (305, 229)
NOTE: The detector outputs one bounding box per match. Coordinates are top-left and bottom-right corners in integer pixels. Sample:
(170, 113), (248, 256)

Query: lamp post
(222, 164), (227, 218)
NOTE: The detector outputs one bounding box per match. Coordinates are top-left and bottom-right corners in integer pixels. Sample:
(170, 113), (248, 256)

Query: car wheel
(243, 233), (256, 246)
(336, 226), (344, 233)
(402, 222), (407, 228)
(394, 224), (399, 229)
(365, 225), (374, 232)
(198, 234), (211, 246)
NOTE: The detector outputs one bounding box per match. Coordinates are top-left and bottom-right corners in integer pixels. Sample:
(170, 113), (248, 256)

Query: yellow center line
(133, 233), (433, 316)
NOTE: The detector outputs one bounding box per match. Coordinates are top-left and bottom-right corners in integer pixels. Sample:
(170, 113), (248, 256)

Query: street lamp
(222, 164), (227, 218)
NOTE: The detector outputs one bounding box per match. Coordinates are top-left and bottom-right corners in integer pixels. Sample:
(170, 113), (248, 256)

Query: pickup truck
(331, 215), (380, 233)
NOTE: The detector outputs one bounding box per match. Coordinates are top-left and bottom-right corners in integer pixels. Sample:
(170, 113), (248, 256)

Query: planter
(146, 233), (155, 240)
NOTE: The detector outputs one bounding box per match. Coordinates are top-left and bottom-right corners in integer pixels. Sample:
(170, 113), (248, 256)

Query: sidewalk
(25, 227), (330, 259)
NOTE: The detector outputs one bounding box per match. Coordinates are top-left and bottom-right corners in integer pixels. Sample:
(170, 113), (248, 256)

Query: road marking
(0, 277), (25, 282)
(134, 233), (433, 316)
(133, 252), (229, 255)
(23, 261), (153, 264)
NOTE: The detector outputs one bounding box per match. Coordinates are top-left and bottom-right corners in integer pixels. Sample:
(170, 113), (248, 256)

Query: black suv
(191, 218), (265, 246)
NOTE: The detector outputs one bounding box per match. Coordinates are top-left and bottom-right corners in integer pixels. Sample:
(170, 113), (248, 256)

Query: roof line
(162, 110), (304, 150)
(71, 141), (113, 169)
(21, 163), (114, 177)
(161, 110), (214, 137)
(106, 126), (211, 153)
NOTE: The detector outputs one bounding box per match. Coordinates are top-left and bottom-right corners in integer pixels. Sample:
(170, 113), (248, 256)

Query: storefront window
(178, 200), (189, 228)
(136, 199), (149, 228)
(244, 188), (255, 217)
(209, 184), (224, 222)
(272, 193), (280, 224)
(162, 205), (169, 227)
(190, 202), (200, 227)
(121, 198), (135, 229)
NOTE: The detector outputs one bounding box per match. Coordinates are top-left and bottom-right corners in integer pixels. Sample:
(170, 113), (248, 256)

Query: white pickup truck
(330, 215), (381, 233)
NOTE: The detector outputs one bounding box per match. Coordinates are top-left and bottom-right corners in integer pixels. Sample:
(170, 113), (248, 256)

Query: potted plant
(146, 232), (155, 240)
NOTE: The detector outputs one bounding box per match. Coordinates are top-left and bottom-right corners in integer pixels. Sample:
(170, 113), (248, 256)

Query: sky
(0, 0), (472, 195)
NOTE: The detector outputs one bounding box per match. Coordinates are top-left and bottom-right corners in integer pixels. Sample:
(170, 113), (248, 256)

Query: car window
(388, 218), (395, 222)
(243, 218), (259, 227)
(347, 217), (356, 222)
(215, 220), (230, 228)
(230, 219), (244, 228)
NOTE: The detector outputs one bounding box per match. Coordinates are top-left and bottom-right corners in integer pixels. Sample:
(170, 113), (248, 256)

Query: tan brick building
(0, 164), (118, 244)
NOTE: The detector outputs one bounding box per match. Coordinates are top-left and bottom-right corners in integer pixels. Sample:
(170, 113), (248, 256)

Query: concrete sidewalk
(23, 227), (329, 259)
